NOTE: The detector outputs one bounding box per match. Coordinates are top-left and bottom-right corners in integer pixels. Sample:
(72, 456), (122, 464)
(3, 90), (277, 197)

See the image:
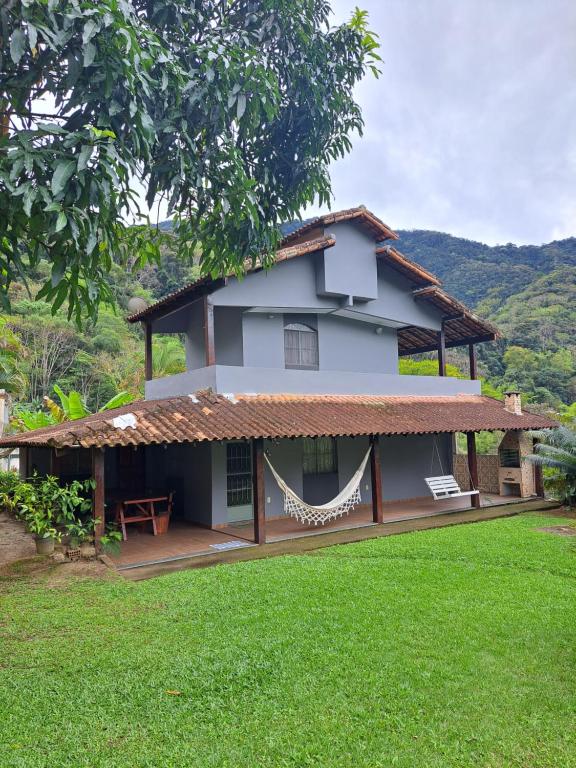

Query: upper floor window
(284, 323), (319, 370)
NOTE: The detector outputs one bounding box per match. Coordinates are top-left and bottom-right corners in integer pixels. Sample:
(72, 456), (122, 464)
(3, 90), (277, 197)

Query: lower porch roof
(0, 390), (557, 450)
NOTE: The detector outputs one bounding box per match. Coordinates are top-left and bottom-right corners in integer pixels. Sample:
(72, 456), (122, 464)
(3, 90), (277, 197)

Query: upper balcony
(145, 365), (481, 400)
(142, 299), (487, 400)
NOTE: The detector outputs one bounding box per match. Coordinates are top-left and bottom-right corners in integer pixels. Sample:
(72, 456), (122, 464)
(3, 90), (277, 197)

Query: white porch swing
(264, 447), (372, 526)
(425, 436), (479, 502)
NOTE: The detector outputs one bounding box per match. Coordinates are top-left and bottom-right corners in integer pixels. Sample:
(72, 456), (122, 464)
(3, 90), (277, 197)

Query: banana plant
(12, 386), (134, 432)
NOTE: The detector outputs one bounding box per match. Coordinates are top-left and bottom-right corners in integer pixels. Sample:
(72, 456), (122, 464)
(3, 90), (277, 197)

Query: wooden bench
(425, 475), (480, 501)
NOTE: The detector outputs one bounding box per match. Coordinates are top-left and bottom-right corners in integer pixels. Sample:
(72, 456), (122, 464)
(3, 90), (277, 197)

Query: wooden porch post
(19, 446), (29, 481)
(438, 324), (446, 377)
(533, 438), (545, 497)
(204, 296), (216, 367)
(92, 448), (106, 550)
(469, 343), (478, 380)
(466, 432), (481, 508)
(369, 435), (383, 524)
(252, 438), (266, 544)
(143, 321), (153, 381)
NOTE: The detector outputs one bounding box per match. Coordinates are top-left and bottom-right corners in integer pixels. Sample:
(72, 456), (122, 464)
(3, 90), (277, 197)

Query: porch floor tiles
(108, 523), (255, 569)
(110, 493), (526, 570)
(221, 493), (517, 543)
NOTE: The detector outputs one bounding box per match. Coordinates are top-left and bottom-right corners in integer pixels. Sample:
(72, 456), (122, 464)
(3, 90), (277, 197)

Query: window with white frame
(284, 322), (319, 370)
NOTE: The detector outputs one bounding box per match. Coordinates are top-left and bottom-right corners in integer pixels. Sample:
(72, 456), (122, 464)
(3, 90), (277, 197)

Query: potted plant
(12, 474), (96, 557)
(25, 509), (61, 555)
(64, 517), (91, 559)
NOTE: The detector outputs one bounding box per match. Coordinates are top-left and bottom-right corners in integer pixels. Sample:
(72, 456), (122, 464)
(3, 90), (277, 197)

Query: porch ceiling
(0, 391), (556, 450)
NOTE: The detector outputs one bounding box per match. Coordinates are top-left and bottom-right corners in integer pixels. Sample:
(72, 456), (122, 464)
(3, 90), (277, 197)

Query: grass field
(1, 513), (575, 767)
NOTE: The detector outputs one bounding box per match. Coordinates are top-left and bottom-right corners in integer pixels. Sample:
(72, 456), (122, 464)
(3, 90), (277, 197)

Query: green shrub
(0, 468), (21, 497)
(12, 474), (95, 541)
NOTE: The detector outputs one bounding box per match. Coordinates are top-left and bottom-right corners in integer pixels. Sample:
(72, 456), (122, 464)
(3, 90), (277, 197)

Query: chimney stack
(504, 390), (522, 416)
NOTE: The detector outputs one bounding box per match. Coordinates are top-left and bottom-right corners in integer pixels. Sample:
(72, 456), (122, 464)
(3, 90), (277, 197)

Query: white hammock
(264, 447), (372, 526)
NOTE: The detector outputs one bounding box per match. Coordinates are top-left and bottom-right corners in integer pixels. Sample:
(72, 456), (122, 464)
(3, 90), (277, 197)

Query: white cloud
(312, 0), (576, 245)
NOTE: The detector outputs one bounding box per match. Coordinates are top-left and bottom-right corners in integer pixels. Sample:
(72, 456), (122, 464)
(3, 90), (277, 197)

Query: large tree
(0, 1), (380, 321)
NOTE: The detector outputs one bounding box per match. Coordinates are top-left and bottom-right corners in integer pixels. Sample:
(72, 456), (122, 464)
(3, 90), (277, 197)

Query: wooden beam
(398, 333), (497, 356)
(143, 321), (153, 381)
(466, 432), (481, 509)
(369, 435), (383, 524)
(438, 325), (446, 377)
(252, 438), (266, 544)
(204, 296), (216, 367)
(469, 343), (478, 380)
(127, 279), (226, 325)
(92, 448), (106, 550)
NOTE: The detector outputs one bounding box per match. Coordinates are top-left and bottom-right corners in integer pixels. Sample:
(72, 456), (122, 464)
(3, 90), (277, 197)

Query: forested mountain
(397, 230), (576, 407)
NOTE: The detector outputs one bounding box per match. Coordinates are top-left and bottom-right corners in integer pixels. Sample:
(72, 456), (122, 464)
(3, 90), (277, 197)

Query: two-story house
(1, 207), (555, 568)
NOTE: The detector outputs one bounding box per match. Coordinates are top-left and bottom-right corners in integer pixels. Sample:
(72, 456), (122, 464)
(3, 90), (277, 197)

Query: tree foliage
(1, 0), (380, 320)
(528, 427), (576, 506)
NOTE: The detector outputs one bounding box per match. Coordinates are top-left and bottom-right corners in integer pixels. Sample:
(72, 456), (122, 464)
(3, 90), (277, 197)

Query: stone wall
(454, 454), (500, 494)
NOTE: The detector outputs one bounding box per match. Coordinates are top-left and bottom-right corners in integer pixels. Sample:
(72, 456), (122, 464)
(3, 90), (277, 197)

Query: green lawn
(1, 513), (575, 767)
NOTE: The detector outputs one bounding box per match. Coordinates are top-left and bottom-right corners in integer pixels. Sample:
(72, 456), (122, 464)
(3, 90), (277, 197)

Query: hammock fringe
(264, 448), (371, 526)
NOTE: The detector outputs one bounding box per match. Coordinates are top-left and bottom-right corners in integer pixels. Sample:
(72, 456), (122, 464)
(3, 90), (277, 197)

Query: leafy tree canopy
(0, 1), (380, 322)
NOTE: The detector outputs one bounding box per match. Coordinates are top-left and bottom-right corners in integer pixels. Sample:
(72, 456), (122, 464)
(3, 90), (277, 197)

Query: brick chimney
(504, 390), (522, 416)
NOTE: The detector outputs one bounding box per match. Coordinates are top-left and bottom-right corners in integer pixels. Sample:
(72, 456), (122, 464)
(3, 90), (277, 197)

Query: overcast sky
(311, 0), (576, 245)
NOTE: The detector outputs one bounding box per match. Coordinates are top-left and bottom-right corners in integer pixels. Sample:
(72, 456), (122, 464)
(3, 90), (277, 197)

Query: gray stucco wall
(214, 254), (335, 311)
(317, 222), (378, 301)
(367, 263), (442, 330)
(242, 313), (285, 369)
(184, 299), (205, 370)
(145, 366), (482, 399)
(239, 311), (398, 375)
(264, 439), (304, 518)
(380, 433), (453, 501)
(215, 306), (244, 366)
(211, 442), (228, 526)
(337, 436), (372, 506)
(317, 315), (398, 374)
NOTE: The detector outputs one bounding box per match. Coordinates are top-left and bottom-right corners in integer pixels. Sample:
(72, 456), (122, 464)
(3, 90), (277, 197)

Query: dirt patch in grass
(0, 554), (115, 590)
(0, 511), (36, 566)
(537, 525), (576, 537)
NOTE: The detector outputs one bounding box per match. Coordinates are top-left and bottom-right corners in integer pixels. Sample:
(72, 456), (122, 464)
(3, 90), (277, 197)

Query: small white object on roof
(111, 413), (137, 430)
(222, 393), (239, 404)
(188, 394), (199, 403)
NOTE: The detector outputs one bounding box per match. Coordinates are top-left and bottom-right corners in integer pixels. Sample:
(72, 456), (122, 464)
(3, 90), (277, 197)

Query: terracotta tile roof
(397, 287), (500, 355)
(280, 206), (399, 246)
(126, 235), (336, 323)
(375, 244), (440, 287)
(0, 391), (556, 449)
